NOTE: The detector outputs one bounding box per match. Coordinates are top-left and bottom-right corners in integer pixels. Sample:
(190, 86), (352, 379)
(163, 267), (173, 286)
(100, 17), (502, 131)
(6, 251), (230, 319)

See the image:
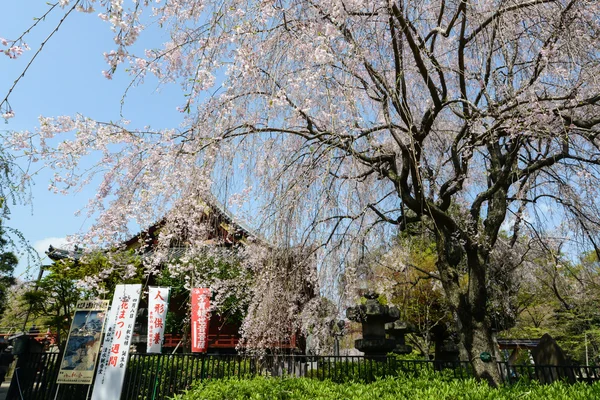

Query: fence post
(151, 355), (162, 400)
(200, 354), (206, 382)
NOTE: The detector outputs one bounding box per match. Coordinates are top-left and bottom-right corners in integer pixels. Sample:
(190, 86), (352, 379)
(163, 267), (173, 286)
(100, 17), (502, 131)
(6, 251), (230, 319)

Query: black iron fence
(7, 353), (600, 400)
(6, 352), (91, 400)
(122, 354), (475, 399)
(497, 362), (600, 385)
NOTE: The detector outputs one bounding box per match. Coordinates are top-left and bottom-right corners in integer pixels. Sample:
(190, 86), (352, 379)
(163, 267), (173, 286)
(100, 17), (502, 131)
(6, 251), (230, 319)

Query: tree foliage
(20, 251), (143, 344)
(0, 280), (33, 331)
(345, 233), (451, 358)
(155, 248), (252, 335)
(0, 134), (34, 268)
(0, 222), (17, 315)
(22, 262), (82, 345)
(506, 249), (600, 365)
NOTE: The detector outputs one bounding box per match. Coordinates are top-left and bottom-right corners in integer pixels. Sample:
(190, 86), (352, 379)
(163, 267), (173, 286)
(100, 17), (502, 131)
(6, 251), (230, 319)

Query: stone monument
(531, 333), (575, 383)
(346, 291), (399, 358)
(385, 320), (413, 355)
(432, 324), (460, 367)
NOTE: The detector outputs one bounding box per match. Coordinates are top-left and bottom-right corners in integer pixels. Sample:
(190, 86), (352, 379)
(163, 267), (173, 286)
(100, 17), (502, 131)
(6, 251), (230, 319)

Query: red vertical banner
(191, 288), (211, 353)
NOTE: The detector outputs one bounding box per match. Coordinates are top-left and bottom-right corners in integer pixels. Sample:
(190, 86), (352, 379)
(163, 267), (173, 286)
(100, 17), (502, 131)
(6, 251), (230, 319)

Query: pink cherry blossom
(4, 0), (600, 379)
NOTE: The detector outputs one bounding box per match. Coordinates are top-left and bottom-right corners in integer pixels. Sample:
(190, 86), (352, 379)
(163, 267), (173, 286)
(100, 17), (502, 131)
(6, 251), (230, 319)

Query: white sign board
(147, 286), (170, 353)
(91, 284), (141, 400)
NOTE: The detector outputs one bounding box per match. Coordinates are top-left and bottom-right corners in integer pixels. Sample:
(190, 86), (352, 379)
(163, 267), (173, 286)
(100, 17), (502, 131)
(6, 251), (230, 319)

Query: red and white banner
(191, 288), (211, 352)
(91, 284), (142, 400)
(147, 286), (170, 353)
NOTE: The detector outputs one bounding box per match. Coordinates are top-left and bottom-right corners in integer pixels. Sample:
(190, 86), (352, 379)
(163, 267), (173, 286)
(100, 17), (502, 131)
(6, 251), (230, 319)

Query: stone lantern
(385, 320), (413, 355)
(346, 291), (399, 358)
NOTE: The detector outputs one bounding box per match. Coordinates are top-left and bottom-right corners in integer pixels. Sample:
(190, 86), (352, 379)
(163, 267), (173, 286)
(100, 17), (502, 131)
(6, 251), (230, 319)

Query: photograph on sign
(57, 300), (109, 384)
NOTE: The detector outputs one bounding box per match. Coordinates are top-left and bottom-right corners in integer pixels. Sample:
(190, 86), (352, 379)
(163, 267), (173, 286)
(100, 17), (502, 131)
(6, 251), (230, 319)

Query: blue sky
(1, 2), (186, 278)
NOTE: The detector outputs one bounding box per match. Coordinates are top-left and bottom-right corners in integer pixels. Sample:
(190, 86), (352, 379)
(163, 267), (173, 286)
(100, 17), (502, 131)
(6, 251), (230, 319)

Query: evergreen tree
(0, 223), (17, 315)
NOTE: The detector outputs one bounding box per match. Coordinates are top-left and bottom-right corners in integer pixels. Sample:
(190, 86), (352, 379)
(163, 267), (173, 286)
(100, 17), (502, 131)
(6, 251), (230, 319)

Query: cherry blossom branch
(1, 0), (80, 114)
(464, 0), (558, 44)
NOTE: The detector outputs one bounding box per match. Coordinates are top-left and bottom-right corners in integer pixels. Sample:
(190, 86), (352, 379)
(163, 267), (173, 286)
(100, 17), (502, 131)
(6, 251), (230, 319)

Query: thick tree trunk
(455, 306), (501, 386)
(436, 232), (501, 386)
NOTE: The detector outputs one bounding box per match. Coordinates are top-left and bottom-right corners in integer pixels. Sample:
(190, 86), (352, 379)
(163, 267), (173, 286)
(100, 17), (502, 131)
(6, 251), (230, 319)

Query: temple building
(47, 196), (316, 354)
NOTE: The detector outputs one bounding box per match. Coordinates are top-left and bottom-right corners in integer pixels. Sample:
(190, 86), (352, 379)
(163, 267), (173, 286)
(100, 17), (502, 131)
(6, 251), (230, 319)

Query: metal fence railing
(7, 353), (600, 400)
(497, 362), (600, 385)
(121, 354), (478, 400)
(6, 352), (91, 400)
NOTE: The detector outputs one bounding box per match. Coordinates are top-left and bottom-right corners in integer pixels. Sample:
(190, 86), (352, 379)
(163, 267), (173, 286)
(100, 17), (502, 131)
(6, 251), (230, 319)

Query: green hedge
(124, 355), (258, 399)
(172, 374), (600, 400)
(304, 359), (471, 383)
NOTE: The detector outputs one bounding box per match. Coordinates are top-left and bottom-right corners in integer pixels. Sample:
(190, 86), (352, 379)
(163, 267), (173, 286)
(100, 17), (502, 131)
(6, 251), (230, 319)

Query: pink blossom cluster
(0, 37), (29, 59)
(1, 111), (14, 120)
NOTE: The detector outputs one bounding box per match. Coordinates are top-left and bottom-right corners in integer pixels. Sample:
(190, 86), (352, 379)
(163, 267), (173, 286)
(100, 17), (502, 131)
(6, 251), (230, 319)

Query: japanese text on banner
(147, 286), (170, 353)
(191, 288), (210, 353)
(91, 284), (141, 400)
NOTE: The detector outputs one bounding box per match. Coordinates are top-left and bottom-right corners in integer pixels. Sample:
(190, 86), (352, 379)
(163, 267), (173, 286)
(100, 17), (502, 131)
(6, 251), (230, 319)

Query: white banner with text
(147, 286), (170, 353)
(91, 284), (141, 400)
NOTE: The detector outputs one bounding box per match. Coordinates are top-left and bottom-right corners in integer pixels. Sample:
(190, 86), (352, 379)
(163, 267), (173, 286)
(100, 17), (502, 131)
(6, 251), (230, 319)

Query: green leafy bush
(124, 355), (258, 399)
(172, 374), (600, 400)
(304, 357), (470, 383)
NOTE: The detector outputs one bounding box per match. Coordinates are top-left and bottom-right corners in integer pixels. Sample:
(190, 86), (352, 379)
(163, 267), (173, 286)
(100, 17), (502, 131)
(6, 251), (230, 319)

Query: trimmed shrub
(304, 358), (471, 383)
(124, 354), (257, 399)
(172, 374), (600, 400)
